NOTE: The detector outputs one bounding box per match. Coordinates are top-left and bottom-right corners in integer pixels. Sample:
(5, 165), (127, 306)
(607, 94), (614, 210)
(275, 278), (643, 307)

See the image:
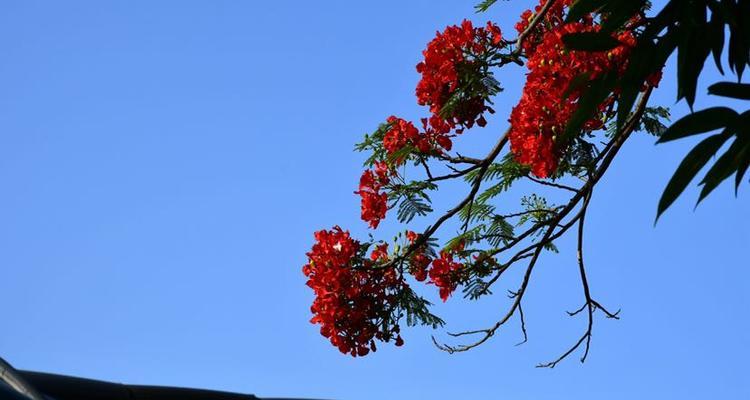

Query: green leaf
(394, 191), (433, 224)
(708, 82), (750, 100)
(399, 287), (444, 328)
(639, 106), (671, 136)
(562, 31), (621, 51)
(459, 202), (495, 225)
(656, 130), (733, 220)
(485, 216), (514, 247)
(474, 0), (497, 13)
(657, 107), (738, 143)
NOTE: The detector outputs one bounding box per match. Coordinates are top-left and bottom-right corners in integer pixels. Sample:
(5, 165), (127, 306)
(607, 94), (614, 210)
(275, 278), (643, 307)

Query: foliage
(559, 0), (750, 218)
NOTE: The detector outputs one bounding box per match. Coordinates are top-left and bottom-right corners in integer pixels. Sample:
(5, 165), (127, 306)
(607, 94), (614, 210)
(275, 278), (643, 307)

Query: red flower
(381, 116), (453, 160)
(416, 19), (503, 132)
(383, 116), (420, 156)
(487, 21), (503, 45)
(404, 230), (431, 282)
(303, 227), (405, 357)
(356, 162), (392, 229)
(370, 243), (389, 262)
(509, 2), (640, 178)
(429, 251), (464, 302)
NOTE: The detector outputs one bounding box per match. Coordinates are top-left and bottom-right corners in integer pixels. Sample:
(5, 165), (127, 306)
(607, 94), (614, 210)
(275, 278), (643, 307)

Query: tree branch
(432, 86), (654, 356)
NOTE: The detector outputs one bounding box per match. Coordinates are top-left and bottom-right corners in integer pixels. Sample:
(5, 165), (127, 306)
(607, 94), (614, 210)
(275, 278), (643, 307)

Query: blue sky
(0, 1), (748, 399)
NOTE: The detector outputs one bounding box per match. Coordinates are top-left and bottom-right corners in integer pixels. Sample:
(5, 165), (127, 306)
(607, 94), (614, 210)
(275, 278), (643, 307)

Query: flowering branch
(303, 0), (668, 365)
(432, 86), (653, 360)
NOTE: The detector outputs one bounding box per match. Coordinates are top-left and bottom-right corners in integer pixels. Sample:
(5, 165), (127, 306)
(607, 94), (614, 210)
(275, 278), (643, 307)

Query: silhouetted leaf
(657, 107), (737, 143)
(697, 132), (750, 203)
(562, 72), (616, 144)
(396, 193), (432, 223)
(736, 154), (750, 194)
(727, 0), (749, 80)
(708, 82), (750, 100)
(600, 0), (646, 34)
(563, 31), (621, 51)
(617, 32), (678, 130)
(709, 4), (726, 75)
(562, 72), (592, 100)
(566, 0), (605, 22)
(676, 5), (710, 108)
(657, 130), (733, 219)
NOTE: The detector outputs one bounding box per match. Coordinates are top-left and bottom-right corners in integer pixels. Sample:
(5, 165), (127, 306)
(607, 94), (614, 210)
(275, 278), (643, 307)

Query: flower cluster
(416, 19), (503, 133)
(405, 230), (431, 282)
(307, 2), (665, 357)
(509, 1), (637, 178)
(382, 116), (452, 159)
(403, 231), (465, 301)
(303, 227), (405, 357)
(514, 0), (575, 55)
(356, 162), (391, 229)
(429, 251), (465, 302)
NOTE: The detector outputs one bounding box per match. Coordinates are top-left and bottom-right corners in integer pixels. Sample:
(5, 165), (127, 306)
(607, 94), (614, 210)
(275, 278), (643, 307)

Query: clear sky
(0, 1), (748, 399)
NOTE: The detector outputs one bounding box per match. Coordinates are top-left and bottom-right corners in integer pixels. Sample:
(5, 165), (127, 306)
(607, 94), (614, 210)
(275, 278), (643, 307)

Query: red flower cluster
(416, 19), (503, 132)
(303, 227), (405, 357)
(356, 162), (391, 229)
(405, 230), (431, 282)
(403, 231), (465, 301)
(509, 1), (637, 178)
(429, 251), (465, 302)
(514, 0), (575, 55)
(382, 115), (454, 161)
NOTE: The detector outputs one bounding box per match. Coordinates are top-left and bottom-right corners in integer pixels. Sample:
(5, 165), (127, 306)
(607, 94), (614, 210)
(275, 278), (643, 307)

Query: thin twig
(427, 164), (482, 182)
(526, 175), (579, 192)
(385, 131), (509, 269)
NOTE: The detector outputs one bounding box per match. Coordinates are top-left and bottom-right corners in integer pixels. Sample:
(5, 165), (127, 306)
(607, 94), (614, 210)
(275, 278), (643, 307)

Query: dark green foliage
(484, 216), (515, 247)
(396, 193), (433, 223)
(656, 108), (750, 218)
(398, 287), (445, 328)
(656, 130), (733, 219)
(657, 107), (738, 143)
(390, 181), (437, 223)
(562, 72), (593, 100)
(562, 31), (622, 51)
(708, 81), (750, 99)
(556, 0), (750, 216)
(518, 194), (557, 226)
(460, 203), (496, 226)
(556, 138), (600, 177)
(638, 106), (671, 136)
(463, 277), (493, 300)
(474, 0), (500, 13)
(441, 61), (502, 123)
(464, 153), (529, 185)
(566, 0), (608, 23)
(698, 129), (750, 200)
(355, 122), (391, 167)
